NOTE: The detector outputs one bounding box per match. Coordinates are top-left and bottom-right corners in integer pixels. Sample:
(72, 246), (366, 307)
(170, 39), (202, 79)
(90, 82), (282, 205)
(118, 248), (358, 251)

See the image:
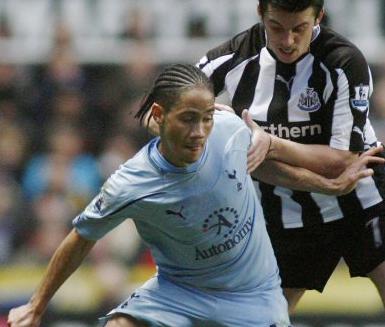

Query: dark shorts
(267, 202), (385, 292)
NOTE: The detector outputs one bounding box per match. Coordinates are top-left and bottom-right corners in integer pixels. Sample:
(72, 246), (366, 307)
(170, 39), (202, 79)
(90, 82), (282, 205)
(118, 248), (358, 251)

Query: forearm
(267, 136), (357, 178)
(29, 229), (95, 315)
(252, 159), (339, 195)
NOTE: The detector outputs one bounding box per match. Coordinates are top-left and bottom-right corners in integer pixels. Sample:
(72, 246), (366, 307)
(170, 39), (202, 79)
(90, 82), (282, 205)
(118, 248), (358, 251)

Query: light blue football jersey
(73, 110), (280, 292)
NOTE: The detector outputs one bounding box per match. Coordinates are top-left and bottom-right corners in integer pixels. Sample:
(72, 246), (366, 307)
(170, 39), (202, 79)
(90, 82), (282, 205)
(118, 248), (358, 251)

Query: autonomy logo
(202, 207), (239, 238)
(196, 207), (253, 261)
(196, 216), (253, 261)
(298, 87), (321, 112)
(351, 84), (369, 112)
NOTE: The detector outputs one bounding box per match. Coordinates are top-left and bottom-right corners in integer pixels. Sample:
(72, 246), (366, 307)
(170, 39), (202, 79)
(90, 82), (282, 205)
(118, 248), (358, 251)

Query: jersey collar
(148, 137), (208, 174)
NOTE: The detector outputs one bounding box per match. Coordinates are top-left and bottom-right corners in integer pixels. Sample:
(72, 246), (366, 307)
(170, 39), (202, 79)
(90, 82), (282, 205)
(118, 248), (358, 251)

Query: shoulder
(212, 110), (250, 145)
(100, 144), (157, 206)
(214, 109), (243, 127)
(205, 23), (266, 62)
(311, 26), (369, 73)
(79, 142), (164, 224)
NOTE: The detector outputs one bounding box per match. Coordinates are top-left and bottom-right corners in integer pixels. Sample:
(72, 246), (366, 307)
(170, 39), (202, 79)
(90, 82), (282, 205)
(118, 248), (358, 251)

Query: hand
(214, 103), (235, 113)
(7, 303), (42, 327)
(330, 146), (385, 195)
(242, 109), (271, 173)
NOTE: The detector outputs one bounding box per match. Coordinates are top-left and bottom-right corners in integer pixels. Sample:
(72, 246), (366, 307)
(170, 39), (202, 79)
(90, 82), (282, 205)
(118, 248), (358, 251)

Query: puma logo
(166, 206), (186, 220)
(276, 74), (294, 91)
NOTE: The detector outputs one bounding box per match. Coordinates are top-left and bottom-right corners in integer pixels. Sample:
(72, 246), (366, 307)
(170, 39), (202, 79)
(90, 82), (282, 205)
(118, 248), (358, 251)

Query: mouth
(278, 48), (296, 59)
(185, 144), (203, 152)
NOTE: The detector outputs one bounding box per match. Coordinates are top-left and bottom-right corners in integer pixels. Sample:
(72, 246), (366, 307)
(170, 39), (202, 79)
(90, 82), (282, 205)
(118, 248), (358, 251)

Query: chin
(278, 54), (297, 64)
(184, 154), (200, 165)
(186, 149), (203, 161)
(186, 157), (199, 164)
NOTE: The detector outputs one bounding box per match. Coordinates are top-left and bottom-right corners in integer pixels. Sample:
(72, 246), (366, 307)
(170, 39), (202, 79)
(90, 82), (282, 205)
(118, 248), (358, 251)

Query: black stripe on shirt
(209, 59), (234, 97)
(267, 61), (296, 123)
(232, 57), (261, 115)
(291, 191), (324, 227)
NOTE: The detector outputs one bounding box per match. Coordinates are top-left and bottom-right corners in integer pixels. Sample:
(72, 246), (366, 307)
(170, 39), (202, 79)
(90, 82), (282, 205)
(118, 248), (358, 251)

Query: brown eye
(180, 115), (195, 123)
(293, 24), (308, 33)
(269, 25), (284, 33)
(203, 115), (214, 123)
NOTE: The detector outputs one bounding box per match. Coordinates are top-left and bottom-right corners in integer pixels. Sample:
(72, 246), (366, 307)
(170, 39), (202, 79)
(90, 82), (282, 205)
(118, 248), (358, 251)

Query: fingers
(7, 305), (37, 327)
(214, 103), (235, 113)
(366, 156), (385, 165)
(247, 141), (258, 172)
(355, 168), (375, 179)
(247, 160), (263, 173)
(359, 155), (385, 168)
(242, 109), (254, 129)
(247, 151), (263, 173)
(360, 145), (384, 158)
(349, 149), (385, 171)
(243, 109), (272, 172)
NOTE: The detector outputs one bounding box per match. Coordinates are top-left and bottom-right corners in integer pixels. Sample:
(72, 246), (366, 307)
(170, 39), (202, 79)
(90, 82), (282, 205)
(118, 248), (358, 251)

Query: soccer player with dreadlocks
(8, 64), (383, 327)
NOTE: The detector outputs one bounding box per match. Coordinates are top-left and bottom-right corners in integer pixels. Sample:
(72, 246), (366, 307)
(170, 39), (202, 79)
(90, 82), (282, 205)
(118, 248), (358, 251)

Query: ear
(257, 4), (262, 19)
(151, 102), (165, 125)
(315, 8), (324, 25)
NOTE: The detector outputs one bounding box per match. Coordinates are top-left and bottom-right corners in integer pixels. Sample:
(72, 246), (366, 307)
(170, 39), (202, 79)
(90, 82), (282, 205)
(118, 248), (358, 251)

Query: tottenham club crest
(351, 84), (369, 112)
(298, 87), (321, 112)
(225, 169), (243, 191)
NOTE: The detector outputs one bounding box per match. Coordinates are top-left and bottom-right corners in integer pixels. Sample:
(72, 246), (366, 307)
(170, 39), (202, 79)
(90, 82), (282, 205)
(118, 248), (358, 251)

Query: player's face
(157, 87), (215, 167)
(261, 5), (323, 64)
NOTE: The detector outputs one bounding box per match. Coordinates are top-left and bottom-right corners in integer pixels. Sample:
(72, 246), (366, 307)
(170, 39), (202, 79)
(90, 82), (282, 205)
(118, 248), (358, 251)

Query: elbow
(322, 163), (346, 179)
(322, 156), (356, 179)
(324, 162), (346, 178)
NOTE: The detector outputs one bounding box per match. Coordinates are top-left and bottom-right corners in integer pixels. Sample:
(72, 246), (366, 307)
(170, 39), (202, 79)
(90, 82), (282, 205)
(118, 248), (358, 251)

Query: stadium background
(0, 0), (384, 326)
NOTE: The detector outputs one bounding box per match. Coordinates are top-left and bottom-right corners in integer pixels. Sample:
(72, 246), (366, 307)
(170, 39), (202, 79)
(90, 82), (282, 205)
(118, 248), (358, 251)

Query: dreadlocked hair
(135, 64), (213, 125)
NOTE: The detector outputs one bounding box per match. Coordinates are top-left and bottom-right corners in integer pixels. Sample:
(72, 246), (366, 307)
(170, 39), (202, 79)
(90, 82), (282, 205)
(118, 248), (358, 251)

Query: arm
(242, 109), (358, 177)
(267, 136), (358, 178)
(252, 146), (384, 195)
(243, 108), (359, 178)
(8, 229), (96, 327)
(253, 160), (335, 193)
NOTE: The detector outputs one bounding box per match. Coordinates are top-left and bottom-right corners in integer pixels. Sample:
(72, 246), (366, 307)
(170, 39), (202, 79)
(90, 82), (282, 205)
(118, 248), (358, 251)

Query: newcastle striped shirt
(198, 23), (385, 229)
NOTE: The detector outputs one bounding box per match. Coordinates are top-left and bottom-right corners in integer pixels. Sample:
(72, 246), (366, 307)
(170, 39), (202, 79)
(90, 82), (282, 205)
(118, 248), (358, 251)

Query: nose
(190, 122), (206, 138)
(281, 30), (295, 48)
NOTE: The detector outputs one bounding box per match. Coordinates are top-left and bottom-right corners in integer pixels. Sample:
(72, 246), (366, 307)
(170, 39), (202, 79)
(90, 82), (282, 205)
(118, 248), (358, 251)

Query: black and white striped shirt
(198, 23), (385, 229)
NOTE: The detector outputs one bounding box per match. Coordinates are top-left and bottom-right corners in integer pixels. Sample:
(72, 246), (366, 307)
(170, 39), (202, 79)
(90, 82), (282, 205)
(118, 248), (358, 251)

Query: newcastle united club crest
(298, 87), (321, 112)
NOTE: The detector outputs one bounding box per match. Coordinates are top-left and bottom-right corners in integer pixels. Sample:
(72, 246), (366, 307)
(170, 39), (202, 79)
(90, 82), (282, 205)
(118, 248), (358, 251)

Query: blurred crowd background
(0, 0), (385, 326)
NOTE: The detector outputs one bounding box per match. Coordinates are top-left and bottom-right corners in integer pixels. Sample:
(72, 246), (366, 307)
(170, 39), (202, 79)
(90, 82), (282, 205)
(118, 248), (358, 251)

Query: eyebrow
(180, 107), (215, 115)
(268, 19), (309, 29)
